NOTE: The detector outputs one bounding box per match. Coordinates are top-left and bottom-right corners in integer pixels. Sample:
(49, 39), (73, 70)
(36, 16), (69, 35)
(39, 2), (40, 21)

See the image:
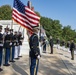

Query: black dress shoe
(50, 53), (53, 54)
(43, 51), (46, 53)
(3, 64), (10, 66)
(71, 58), (74, 60)
(18, 56), (22, 57)
(14, 58), (19, 60)
(10, 60), (15, 62)
(0, 68), (3, 72)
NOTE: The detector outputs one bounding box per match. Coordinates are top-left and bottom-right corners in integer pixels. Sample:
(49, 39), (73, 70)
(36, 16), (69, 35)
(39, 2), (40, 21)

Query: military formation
(0, 24), (24, 72)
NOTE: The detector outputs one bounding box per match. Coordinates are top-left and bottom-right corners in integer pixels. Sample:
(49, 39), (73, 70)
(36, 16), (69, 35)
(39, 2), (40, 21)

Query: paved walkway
(0, 47), (76, 75)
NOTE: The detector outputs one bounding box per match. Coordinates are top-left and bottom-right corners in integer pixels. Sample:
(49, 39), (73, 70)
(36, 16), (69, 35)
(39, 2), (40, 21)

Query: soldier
(29, 27), (41, 75)
(14, 31), (19, 59)
(70, 40), (75, 60)
(49, 36), (53, 54)
(0, 25), (3, 71)
(17, 31), (24, 57)
(3, 27), (11, 66)
(9, 29), (15, 62)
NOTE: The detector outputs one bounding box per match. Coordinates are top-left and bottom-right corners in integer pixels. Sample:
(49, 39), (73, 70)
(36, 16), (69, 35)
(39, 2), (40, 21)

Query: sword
(35, 59), (39, 75)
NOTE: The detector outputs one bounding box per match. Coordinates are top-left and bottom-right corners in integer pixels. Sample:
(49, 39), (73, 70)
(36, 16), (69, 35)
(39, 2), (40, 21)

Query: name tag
(0, 44), (3, 46)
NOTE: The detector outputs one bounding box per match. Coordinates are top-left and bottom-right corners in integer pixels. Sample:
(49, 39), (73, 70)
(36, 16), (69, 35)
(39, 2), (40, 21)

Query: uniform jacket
(3, 33), (11, 48)
(49, 39), (53, 47)
(29, 33), (40, 58)
(18, 34), (23, 45)
(13, 34), (18, 46)
(0, 33), (3, 48)
(70, 42), (75, 51)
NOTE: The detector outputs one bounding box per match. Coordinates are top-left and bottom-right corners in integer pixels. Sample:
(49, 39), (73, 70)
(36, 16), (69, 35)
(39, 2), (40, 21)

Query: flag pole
(39, 23), (41, 42)
(27, 0), (31, 72)
(11, 20), (13, 29)
(11, 7), (13, 29)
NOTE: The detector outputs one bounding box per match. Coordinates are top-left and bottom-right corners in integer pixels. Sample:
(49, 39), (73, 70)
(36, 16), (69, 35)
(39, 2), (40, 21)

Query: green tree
(0, 5), (12, 20)
(35, 11), (41, 17)
(40, 17), (62, 40)
(62, 25), (76, 42)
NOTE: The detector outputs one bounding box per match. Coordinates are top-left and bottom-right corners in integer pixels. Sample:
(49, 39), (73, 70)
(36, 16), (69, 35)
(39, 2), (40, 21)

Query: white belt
(0, 44), (3, 46)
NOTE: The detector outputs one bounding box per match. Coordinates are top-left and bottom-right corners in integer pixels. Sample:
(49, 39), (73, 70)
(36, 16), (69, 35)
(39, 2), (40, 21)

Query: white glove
(37, 55), (40, 59)
(14, 43), (16, 45)
(10, 42), (12, 45)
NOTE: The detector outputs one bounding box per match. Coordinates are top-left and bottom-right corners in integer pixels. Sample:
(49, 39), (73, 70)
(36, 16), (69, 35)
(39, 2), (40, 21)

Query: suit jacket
(70, 42), (75, 51)
(49, 39), (53, 47)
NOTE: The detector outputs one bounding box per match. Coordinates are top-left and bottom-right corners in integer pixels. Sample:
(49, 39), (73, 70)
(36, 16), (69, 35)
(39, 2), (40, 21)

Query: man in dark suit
(0, 25), (3, 71)
(29, 27), (40, 75)
(70, 40), (75, 60)
(49, 36), (53, 54)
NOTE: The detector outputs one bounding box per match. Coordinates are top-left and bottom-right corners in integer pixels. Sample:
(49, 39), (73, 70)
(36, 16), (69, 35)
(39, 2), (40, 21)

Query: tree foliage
(0, 5), (12, 20)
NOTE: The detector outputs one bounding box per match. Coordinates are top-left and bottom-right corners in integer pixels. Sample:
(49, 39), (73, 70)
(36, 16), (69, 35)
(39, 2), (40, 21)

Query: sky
(0, 0), (76, 30)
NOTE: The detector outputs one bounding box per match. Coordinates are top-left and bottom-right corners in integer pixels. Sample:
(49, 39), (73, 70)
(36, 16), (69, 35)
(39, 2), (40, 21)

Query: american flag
(12, 0), (40, 31)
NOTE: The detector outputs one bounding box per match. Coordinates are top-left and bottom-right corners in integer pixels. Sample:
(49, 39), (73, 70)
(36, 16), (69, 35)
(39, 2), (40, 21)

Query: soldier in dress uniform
(29, 27), (41, 75)
(14, 31), (19, 59)
(9, 29), (15, 62)
(17, 31), (24, 57)
(0, 25), (3, 71)
(3, 27), (11, 66)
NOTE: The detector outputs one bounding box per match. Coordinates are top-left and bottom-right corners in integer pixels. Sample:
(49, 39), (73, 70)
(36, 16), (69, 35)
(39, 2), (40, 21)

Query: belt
(31, 46), (39, 48)
(14, 40), (18, 42)
(5, 40), (10, 42)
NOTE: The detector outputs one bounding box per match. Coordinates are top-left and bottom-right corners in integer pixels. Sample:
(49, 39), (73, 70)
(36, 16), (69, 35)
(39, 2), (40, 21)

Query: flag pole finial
(27, 0), (32, 9)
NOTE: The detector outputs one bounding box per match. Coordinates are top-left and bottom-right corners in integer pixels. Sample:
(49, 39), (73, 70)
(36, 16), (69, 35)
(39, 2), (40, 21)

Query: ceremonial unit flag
(12, 0), (40, 31)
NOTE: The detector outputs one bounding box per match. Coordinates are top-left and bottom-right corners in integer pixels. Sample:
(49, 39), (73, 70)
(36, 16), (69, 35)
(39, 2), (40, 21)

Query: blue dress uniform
(29, 33), (40, 75)
(14, 31), (19, 59)
(0, 25), (3, 71)
(3, 28), (11, 66)
(9, 29), (15, 62)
